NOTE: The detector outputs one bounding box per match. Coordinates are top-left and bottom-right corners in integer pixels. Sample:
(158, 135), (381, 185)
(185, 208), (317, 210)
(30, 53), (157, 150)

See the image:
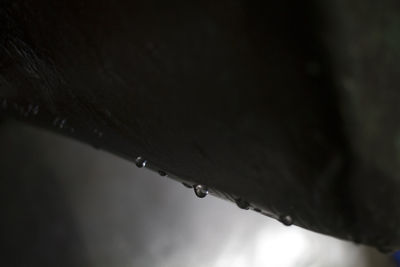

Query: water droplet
(279, 215), (293, 226)
(158, 170), (167, 176)
(93, 128), (103, 138)
(52, 117), (67, 128)
(182, 182), (192, 188)
(135, 156), (147, 168)
(194, 184), (208, 198)
(59, 119), (66, 129)
(235, 198), (250, 210)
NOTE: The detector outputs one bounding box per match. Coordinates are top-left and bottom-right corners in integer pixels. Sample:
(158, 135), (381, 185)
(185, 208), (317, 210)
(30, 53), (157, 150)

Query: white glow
(211, 225), (308, 267)
(252, 227), (308, 267)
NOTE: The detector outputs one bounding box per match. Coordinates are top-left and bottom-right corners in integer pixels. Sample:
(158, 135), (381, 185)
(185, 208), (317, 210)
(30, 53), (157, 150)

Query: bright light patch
(252, 226), (308, 267)
(212, 224), (308, 267)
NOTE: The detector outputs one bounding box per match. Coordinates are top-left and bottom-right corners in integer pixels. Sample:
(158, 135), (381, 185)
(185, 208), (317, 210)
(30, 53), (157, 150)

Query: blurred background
(0, 119), (393, 267)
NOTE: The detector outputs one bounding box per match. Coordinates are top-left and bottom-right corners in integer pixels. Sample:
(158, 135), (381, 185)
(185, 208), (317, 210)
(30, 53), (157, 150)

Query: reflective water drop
(59, 119), (66, 129)
(52, 117), (67, 128)
(194, 184), (208, 198)
(158, 170), (167, 176)
(135, 156), (147, 168)
(93, 128), (103, 137)
(235, 198), (250, 210)
(279, 215), (293, 226)
(182, 182), (192, 188)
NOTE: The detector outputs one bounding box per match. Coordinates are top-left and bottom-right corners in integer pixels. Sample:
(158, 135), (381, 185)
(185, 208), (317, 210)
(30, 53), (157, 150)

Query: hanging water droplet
(94, 128), (104, 138)
(194, 184), (208, 198)
(59, 119), (66, 129)
(279, 215), (293, 226)
(158, 170), (167, 176)
(52, 117), (67, 128)
(135, 156), (147, 168)
(182, 182), (192, 188)
(235, 198), (250, 210)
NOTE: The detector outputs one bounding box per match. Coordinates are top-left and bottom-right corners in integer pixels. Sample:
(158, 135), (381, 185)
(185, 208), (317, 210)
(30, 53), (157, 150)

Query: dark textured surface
(0, 0), (399, 251)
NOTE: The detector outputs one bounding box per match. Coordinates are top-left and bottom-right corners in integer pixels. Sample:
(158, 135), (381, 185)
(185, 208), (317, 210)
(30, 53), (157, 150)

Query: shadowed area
(0, 122), (89, 266)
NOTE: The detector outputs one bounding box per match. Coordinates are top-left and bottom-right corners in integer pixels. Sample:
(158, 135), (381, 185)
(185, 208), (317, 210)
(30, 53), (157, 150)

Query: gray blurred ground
(0, 120), (392, 267)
